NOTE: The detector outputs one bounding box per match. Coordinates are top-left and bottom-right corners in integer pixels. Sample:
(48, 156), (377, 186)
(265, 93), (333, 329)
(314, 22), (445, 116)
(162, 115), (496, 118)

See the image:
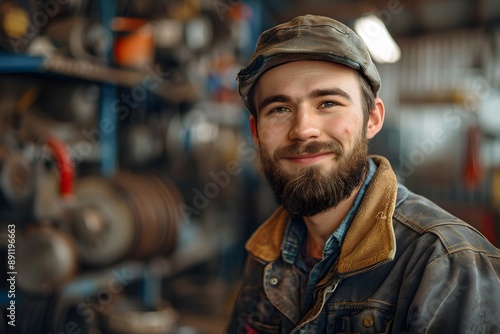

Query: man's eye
(319, 101), (337, 108)
(271, 106), (290, 114)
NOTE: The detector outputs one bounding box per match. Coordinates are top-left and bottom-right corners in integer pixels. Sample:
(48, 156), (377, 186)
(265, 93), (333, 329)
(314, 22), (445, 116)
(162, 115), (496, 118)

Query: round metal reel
(17, 225), (78, 295)
(73, 177), (136, 266)
(138, 174), (171, 257)
(150, 173), (183, 256)
(112, 172), (157, 259)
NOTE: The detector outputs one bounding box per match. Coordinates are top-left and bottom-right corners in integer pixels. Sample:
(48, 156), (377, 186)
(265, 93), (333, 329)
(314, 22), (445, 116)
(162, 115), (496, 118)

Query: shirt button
(269, 277), (279, 286)
(363, 315), (375, 328)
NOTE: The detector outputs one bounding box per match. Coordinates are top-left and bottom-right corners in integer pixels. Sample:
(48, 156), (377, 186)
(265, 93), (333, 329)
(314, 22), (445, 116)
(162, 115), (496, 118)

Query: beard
(260, 135), (368, 219)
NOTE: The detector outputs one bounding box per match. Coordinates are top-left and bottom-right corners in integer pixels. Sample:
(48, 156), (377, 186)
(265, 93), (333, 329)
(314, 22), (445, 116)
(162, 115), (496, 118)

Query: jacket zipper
(290, 277), (342, 333)
(290, 258), (393, 333)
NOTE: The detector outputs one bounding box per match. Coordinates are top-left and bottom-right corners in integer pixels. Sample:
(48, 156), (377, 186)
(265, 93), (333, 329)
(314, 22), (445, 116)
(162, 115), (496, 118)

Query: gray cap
(237, 14), (381, 114)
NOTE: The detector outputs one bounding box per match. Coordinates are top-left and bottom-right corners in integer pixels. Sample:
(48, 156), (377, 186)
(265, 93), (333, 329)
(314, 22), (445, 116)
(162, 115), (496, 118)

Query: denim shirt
(282, 159), (377, 315)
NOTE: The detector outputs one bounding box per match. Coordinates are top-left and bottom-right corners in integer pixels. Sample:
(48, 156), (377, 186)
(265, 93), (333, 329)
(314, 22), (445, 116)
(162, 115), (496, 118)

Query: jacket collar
(245, 155), (400, 274)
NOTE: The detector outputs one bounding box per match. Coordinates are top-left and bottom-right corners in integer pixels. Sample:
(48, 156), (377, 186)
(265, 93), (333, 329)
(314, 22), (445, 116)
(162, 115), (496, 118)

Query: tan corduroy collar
(245, 155), (398, 274)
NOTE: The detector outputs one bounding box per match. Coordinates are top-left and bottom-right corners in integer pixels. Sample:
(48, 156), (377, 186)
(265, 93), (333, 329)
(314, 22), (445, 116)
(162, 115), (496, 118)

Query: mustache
(274, 140), (343, 160)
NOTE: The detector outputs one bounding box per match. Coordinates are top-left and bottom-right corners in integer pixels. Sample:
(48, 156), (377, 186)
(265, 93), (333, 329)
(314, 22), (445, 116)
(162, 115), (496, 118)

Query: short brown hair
(358, 71), (376, 126)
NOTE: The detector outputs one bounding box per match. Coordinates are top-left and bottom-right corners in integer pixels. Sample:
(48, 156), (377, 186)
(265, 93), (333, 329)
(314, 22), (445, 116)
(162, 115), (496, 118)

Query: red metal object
(46, 136), (75, 197)
(463, 124), (483, 189)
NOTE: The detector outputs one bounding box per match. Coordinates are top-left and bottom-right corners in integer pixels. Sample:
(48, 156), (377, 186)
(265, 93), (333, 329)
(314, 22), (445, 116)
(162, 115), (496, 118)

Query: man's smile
(283, 152), (335, 165)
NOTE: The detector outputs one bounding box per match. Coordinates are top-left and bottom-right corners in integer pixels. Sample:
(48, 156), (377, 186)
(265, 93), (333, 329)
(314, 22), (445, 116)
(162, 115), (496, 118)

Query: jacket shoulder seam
(392, 211), (426, 234)
(393, 213), (500, 259)
(426, 247), (500, 268)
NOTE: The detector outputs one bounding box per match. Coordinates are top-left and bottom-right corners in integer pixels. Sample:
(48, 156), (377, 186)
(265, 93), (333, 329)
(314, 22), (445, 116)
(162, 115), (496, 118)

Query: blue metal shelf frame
(0, 54), (43, 73)
(99, 0), (118, 176)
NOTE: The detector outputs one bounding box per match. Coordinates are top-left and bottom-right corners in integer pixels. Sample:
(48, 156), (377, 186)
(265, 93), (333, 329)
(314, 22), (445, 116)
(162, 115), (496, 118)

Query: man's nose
(288, 110), (321, 141)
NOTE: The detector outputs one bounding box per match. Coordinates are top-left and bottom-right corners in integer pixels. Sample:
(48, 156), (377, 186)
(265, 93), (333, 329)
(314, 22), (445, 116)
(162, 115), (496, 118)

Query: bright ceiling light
(354, 14), (401, 64)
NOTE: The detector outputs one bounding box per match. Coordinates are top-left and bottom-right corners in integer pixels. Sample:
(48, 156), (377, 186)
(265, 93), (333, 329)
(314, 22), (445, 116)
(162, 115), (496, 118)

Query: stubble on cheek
(255, 115), (291, 145)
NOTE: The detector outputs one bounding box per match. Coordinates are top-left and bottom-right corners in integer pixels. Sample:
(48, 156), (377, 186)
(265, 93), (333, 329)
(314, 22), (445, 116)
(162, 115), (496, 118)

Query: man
(226, 14), (500, 333)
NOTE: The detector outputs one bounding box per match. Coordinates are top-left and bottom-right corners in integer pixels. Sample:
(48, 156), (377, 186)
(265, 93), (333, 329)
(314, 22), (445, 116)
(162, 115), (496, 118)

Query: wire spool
(133, 174), (170, 257)
(148, 173), (183, 257)
(148, 173), (183, 256)
(101, 296), (179, 334)
(137, 174), (181, 257)
(73, 173), (183, 266)
(112, 172), (158, 259)
(73, 176), (136, 267)
(111, 172), (182, 259)
(16, 224), (78, 295)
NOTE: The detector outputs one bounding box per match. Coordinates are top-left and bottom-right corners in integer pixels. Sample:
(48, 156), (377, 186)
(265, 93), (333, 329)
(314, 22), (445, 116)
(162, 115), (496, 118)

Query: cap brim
(238, 52), (364, 112)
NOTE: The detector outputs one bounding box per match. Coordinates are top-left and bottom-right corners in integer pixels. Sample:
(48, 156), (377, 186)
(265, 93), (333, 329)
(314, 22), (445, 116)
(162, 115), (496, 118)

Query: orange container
(113, 17), (155, 68)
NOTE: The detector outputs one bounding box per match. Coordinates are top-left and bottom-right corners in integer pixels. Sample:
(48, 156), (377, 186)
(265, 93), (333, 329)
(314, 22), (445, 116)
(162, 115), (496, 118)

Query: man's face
(250, 60), (374, 218)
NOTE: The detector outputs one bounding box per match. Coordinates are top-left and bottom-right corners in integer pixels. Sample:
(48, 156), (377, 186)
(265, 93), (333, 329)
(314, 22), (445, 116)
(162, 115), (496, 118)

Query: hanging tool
(463, 122), (484, 190)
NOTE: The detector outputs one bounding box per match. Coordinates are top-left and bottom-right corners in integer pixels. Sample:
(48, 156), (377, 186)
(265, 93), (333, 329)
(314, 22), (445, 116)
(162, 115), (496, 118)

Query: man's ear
(249, 115), (260, 146)
(366, 97), (385, 139)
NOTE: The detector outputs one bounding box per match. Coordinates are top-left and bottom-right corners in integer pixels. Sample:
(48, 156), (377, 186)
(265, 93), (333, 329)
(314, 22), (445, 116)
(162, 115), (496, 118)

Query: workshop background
(0, 0), (499, 333)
